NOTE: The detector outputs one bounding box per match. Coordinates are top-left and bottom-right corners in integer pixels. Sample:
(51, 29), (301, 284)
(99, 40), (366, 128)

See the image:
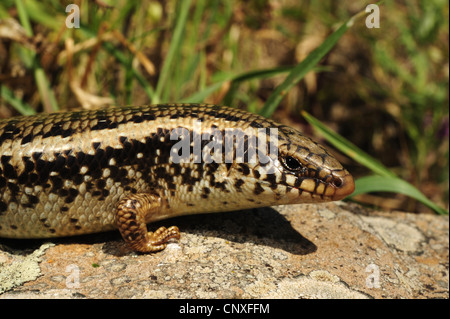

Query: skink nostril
(331, 173), (355, 200)
(332, 177), (343, 188)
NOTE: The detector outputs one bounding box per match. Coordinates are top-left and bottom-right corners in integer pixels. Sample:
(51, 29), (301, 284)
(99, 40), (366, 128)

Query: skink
(0, 104), (354, 252)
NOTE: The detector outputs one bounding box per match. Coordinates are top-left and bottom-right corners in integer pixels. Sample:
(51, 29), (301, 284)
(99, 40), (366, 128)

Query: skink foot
(115, 193), (180, 253)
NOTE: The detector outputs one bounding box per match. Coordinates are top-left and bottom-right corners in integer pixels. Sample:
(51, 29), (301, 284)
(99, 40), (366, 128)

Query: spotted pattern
(0, 104), (353, 239)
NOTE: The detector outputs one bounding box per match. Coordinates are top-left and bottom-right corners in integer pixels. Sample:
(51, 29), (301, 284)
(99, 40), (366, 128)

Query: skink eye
(281, 156), (303, 171)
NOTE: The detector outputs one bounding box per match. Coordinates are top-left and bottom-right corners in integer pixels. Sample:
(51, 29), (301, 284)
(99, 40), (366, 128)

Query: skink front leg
(116, 193), (180, 253)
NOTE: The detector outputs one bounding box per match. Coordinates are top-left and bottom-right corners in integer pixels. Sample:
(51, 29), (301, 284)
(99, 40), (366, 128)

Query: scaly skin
(0, 104), (354, 252)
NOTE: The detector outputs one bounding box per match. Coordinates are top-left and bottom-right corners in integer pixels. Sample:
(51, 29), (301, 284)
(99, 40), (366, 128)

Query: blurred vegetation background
(0, 0), (448, 214)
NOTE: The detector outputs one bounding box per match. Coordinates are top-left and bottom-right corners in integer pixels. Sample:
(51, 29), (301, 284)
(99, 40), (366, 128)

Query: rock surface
(0, 201), (448, 299)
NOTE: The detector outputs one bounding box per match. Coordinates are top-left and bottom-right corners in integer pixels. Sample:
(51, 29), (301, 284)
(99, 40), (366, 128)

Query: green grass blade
(173, 0), (207, 99)
(34, 67), (59, 112)
(351, 176), (448, 215)
(302, 110), (396, 178)
(79, 26), (156, 102)
(154, 0), (192, 103)
(302, 111), (447, 215)
(23, 0), (62, 31)
(15, 0), (32, 36)
(259, 11), (365, 118)
(1, 85), (36, 116)
(104, 43), (155, 103)
(15, 0), (59, 112)
(182, 66), (295, 104)
(180, 82), (224, 103)
(232, 65), (295, 83)
(223, 66), (330, 106)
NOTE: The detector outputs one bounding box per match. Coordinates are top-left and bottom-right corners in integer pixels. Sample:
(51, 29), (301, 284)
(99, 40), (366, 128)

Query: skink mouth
(330, 172), (355, 201)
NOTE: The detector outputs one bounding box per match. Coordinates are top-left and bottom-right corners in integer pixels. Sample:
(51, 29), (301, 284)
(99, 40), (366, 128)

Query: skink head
(242, 122), (355, 204)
